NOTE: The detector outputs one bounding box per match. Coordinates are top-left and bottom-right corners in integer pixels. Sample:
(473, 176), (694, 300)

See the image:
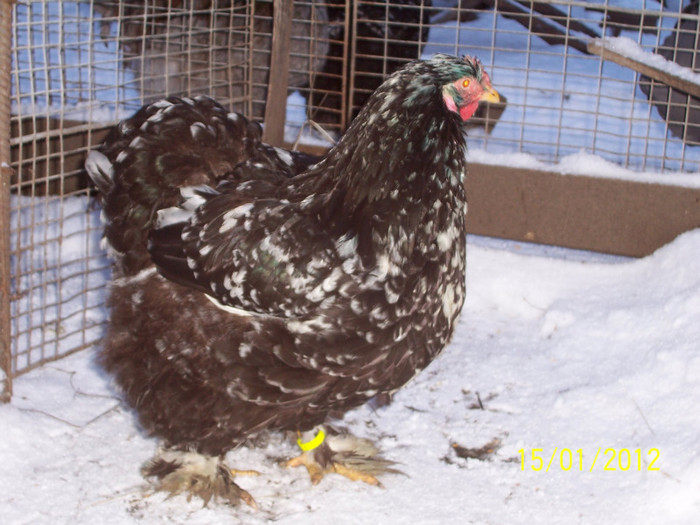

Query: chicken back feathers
(86, 54), (495, 456)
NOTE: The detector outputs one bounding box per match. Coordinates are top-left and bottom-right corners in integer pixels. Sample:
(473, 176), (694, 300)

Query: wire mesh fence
(2, 0), (699, 400)
(3, 0), (265, 398)
(425, 0), (700, 173)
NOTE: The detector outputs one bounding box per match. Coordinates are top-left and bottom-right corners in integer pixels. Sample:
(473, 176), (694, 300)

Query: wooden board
(465, 162), (700, 257)
(588, 38), (700, 99)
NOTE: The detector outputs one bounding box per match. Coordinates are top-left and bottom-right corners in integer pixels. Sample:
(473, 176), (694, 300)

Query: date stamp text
(518, 447), (660, 472)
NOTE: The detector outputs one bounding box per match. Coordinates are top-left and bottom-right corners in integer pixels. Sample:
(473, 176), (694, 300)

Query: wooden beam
(262, 0), (293, 146)
(588, 38), (700, 99)
(465, 162), (700, 258)
(0, 0), (14, 402)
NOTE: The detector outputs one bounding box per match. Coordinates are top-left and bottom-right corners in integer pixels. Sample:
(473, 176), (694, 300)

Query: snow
(9, 195), (106, 371)
(601, 36), (700, 88)
(2, 200), (700, 523)
(11, 2), (134, 120)
(467, 149), (700, 189)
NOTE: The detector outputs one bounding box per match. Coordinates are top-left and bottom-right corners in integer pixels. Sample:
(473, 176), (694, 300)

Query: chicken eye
(462, 79), (470, 88)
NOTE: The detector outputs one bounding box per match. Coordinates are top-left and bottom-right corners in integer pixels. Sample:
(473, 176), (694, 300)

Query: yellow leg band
(297, 428), (326, 452)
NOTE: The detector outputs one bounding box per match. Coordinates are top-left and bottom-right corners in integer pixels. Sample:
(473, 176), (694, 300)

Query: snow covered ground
(2, 224), (699, 524)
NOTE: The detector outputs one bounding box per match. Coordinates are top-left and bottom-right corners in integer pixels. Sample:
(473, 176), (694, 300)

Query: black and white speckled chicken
(86, 54), (499, 507)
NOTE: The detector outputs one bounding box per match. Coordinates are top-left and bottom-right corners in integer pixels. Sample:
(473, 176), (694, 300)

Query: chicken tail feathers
(85, 96), (261, 277)
(84, 150), (114, 196)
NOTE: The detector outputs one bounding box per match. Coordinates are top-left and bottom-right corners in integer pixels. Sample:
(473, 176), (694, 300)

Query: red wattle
(459, 102), (479, 121)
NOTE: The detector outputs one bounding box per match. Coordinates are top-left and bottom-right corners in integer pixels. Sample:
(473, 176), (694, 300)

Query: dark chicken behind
(86, 54), (499, 506)
(94, 0), (433, 126)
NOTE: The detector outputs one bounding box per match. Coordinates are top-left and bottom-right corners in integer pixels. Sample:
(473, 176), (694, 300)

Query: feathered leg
(285, 426), (400, 487)
(142, 448), (259, 508)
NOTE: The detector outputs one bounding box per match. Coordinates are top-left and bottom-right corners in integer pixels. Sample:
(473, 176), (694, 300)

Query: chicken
(310, 0), (433, 124)
(85, 54), (499, 507)
(94, 0), (331, 114)
(94, 0), (432, 128)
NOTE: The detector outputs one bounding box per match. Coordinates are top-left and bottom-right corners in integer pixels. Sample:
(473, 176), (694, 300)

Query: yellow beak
(480, 86), (500, 103)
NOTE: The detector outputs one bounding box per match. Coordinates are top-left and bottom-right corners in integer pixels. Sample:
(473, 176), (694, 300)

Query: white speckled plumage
(85, 56), (497, 491)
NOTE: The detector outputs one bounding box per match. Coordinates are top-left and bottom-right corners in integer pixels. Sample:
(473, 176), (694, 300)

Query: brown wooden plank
(588, 38), (700, 99)
(10, 117), (111, 195)
(1, 0), (14, 402)
(465, 162), (700, 257)
(262, 0), (293, 147)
